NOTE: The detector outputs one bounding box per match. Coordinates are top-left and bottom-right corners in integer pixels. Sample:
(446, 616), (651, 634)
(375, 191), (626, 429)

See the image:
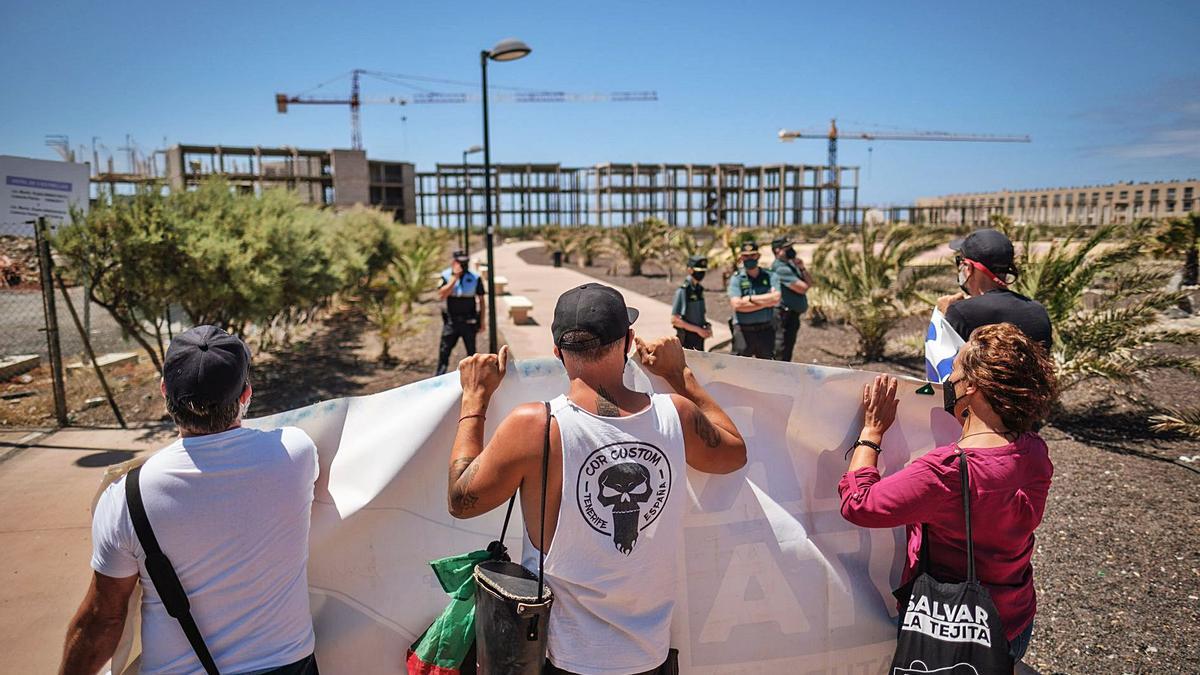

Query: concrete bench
(66, 352), (139, 374)
(504, 295), (534, 324)
(492, 275), (508, 295)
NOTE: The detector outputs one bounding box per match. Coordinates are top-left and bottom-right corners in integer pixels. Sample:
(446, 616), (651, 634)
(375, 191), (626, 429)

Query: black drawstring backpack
(889, 448), (1014, 675)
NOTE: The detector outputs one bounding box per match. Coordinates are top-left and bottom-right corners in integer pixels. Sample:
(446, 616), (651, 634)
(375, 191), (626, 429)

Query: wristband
(458, 413), (486, 424)
(844, 439), (882, 460)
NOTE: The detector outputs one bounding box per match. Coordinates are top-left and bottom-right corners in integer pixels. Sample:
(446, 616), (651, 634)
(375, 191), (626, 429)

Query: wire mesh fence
(1, 222), (159, 427)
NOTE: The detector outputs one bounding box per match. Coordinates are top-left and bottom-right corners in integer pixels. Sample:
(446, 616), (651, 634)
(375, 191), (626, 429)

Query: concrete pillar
(331, 149), (370, 207)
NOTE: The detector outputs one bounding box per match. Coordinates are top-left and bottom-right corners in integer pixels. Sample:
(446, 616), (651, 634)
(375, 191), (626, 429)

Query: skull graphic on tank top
(576, 441), (674, 555)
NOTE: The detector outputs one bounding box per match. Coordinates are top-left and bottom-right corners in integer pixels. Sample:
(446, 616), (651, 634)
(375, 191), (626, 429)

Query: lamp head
(465, 145), (484, 154)
(488, 38), (531, 62)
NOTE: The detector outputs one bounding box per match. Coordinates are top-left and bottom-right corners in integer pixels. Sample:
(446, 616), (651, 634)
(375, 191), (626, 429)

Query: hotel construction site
(91, 143), (1198, 228)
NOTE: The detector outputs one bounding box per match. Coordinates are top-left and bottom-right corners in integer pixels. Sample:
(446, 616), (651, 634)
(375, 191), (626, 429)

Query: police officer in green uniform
(769, 237), (814, 362)
(671, 255), (712, 351)
(727, 241), (782, 359)
(435, 250), (487, 375)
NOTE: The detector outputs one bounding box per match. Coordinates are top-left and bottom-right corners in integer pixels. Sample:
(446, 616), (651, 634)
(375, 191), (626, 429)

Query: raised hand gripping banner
(103, 351), (960, 674)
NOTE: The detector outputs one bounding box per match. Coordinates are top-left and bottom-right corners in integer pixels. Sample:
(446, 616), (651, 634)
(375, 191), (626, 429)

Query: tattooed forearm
(449, 458), (480, 513)
(596, 385), (621, 417)
(694, 412), (722, 448)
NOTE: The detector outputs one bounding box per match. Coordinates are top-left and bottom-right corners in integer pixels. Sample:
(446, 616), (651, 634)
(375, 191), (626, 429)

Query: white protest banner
(0, 155), (90, 234)
(107, 351), (960, 674)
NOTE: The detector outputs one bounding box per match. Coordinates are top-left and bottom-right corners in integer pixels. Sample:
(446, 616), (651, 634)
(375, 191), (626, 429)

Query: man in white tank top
(447, 283), (747, 675)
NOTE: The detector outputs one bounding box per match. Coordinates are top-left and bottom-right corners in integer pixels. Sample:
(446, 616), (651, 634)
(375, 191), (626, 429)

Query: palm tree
(572, 226), (609, 267)
(1004, 221), (1200, 392)
(364, 237), (444, 360)
(1154, 213), (1200, 288)
(812, 222), (945, 361)
(610, 218), (670, 276)
(540, 225), (575, 264)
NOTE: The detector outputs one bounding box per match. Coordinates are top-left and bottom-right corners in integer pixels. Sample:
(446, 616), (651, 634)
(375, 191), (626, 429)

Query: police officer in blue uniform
(769, 237), (814, 361)
(435, 250), (487, 375)
(727, 241), (782, 359)
(671, 256), (712, 351)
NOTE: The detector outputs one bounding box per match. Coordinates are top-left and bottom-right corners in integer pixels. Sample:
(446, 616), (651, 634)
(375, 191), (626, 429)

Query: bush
(55, 179), (411, 370)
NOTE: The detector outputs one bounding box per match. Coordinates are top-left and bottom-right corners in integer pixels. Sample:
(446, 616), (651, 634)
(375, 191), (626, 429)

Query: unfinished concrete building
(415, 162), (861, 229)
(146, 145), (417, 222)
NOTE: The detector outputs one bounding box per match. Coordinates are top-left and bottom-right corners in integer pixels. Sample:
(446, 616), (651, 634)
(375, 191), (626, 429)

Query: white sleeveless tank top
(522, 392), (687, 675)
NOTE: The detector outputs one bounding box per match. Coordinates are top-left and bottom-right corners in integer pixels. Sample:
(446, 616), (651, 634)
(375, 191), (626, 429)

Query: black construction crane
(778, 118), (1031, 223)
(276, 69), (657, 150)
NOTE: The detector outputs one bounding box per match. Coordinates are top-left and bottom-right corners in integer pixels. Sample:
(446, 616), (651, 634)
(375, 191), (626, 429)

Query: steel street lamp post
(481, 38), (531, 353)
(461, 145), (483, 255)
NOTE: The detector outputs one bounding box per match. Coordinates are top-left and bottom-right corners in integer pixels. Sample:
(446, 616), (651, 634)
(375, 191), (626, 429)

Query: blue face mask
(743, 258), (758, 271)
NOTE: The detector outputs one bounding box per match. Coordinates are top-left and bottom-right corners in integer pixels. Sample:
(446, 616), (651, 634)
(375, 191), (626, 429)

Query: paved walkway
(0, 425), (174, 674)
(477, 241), (732, 358)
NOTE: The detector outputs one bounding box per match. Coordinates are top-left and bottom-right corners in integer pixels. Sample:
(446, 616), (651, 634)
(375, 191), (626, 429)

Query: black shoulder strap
(495, 401), (552, 603)
(537, 401), (551, 602)
(125, 466), (221, 675)
(958, 450), (977, 583)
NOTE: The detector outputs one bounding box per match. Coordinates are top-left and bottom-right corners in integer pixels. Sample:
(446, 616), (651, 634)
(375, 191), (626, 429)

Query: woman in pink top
(838, 323), (1058, 665)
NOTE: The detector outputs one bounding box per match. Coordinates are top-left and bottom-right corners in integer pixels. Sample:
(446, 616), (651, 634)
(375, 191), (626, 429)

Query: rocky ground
(519, 244), (1200, 674)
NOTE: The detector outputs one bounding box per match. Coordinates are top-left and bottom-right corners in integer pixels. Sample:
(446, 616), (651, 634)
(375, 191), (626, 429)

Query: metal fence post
(34, 216), (69, 426)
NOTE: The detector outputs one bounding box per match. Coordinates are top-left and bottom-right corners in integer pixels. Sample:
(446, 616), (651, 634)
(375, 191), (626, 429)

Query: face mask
(943, 378), (964, 418)
(239, 397), (251, 420)
(784, 247), (797, 260)
(743, 258), (758, 270)
(692, 270), (706, 282)
(957, 266), (970, 295)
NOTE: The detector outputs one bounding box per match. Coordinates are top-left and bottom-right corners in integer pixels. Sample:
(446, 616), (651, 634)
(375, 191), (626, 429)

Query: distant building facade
(916, 179), (1199, 225)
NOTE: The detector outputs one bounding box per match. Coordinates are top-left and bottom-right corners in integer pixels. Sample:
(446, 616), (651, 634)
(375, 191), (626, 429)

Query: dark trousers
(676, 328), (705, 351)
(436, 319), (478, 375)
(264, 653), (318, 674)
(774, 307), (802, 362)
(732, 320), (775, 359)
(547, 649), (678, 675)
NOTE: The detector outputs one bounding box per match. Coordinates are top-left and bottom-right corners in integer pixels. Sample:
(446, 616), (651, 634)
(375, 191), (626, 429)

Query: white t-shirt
(92, 426), (319, 675)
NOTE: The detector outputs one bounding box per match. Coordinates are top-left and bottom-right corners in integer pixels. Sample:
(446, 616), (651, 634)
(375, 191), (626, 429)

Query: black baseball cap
(770, 237), (793, 250)
(552, 283), (640, 351)
(687, 255), (708, 270)
(949, 228), (1015, 275)
(452, 249), (470, 263)
(163, 325), (250, 406)
(738, 241), (760, 256)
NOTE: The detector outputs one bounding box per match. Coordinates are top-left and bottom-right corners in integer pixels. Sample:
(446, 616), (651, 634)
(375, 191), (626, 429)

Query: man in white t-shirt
(59, 326), (319, 675)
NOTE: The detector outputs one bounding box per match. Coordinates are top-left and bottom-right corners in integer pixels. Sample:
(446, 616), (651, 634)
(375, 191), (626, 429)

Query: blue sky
(3, 0), (1197, 204)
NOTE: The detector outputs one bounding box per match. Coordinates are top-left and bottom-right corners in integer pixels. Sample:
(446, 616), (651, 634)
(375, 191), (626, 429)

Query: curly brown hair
(958, 323), (1058, 433)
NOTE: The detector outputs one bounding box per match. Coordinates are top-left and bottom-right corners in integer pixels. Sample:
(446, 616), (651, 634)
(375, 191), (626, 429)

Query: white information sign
(0, 155), (90, 234)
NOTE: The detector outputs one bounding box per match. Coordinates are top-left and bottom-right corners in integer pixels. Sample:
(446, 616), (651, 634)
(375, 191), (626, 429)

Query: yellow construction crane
(276, 69), (657, 150)
(778, 118), (1031, 223)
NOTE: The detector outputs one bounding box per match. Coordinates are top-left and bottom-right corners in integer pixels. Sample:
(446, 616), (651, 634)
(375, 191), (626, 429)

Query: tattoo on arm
(449, 457), (480, 512)
(694, 412), (722, 448)
(596, 385), (621, 417)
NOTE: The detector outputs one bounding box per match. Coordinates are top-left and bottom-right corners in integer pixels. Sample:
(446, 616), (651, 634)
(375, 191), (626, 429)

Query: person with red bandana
(937, 228), (1052, 351)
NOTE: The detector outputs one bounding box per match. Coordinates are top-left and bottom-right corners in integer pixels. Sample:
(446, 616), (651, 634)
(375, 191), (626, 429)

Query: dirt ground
(5, 242), (1197, 672)
(519, 243), (1200, 674)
